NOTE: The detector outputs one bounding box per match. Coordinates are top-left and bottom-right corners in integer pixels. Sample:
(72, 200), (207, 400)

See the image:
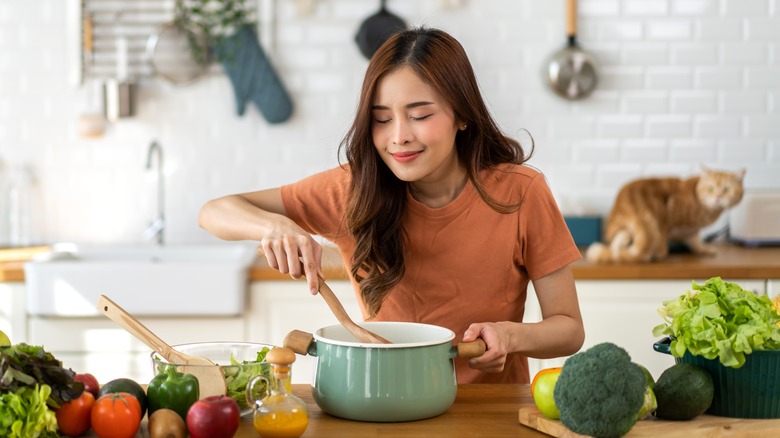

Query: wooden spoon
(96, 294), (227, 398)
(317, 278), (392, 344)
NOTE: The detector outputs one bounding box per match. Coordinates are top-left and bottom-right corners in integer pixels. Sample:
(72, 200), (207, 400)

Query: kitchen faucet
(144, 140), (165, 245)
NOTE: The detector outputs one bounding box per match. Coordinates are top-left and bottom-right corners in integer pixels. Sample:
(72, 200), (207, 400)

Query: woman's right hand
(198, 189), (324, 295)
(258, 217), (324, 295)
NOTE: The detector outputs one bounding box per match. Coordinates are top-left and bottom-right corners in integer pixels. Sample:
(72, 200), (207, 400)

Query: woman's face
(371, 67), (462, 185)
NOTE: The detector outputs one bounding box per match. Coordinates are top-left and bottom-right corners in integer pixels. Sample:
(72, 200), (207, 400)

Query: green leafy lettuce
(0, 384), (59, 438)
(652, 277), (780, 368)
(224, 347), (271, 411)
(1, 343), (84, 407)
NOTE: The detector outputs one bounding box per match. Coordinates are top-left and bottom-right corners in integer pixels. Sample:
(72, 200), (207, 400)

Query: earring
(460, 124), (467, 130)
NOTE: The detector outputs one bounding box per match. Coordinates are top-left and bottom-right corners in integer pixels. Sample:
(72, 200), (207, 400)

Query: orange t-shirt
(281, 163), (581, 383)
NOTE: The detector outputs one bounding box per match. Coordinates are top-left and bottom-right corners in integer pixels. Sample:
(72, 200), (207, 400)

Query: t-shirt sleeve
(279, 166), (351, 240)
(519, 173), (581, 280)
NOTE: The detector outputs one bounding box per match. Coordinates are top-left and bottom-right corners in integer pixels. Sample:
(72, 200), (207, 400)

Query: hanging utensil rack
(68, 0), (271, 86)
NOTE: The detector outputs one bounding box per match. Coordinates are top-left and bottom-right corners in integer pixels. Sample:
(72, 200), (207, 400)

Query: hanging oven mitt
(215, 26), (293, 124)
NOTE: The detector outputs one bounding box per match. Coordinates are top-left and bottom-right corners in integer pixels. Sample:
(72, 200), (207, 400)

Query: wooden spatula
(317, 279), (392, 344)
(96, 294), (227, 398)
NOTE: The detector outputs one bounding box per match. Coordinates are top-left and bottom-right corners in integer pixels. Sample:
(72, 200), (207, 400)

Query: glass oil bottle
(246, 347), (309, 438)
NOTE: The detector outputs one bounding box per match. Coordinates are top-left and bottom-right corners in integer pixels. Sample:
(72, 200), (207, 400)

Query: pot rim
(314, 321), (455, 348)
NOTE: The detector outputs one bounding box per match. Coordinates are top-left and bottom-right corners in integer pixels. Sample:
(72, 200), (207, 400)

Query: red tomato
(56, 391), (95, 436)
(90, 392), (142, 438)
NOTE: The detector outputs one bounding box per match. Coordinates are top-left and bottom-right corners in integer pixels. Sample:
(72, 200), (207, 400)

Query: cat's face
(695, 169), (745, 210)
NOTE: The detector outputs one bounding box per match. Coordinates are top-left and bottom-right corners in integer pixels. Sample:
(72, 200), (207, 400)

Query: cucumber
(99, 377), (148, 418)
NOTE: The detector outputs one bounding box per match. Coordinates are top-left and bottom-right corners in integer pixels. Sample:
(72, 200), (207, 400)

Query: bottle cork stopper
(266, 347), (296, 367)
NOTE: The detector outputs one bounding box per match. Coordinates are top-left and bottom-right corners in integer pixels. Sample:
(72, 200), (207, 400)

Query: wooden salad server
(317, 278), (392, 344)
(96, 294), (227, 398)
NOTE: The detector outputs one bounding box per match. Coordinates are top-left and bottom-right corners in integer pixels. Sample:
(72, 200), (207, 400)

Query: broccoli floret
(553, 342), (647, 438)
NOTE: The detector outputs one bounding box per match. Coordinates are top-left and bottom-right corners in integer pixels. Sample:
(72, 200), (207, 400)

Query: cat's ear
(736, 167), (746, 181)
(699, 163), (712, 175)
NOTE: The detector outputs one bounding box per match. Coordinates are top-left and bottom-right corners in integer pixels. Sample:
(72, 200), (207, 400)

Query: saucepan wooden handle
(284, 329), (315, 356)
(456, 339), (487, 359)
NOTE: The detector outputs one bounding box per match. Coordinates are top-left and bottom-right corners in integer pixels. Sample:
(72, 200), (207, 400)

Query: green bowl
(654, 337), (780, 418)
(150, 341), (272, 416)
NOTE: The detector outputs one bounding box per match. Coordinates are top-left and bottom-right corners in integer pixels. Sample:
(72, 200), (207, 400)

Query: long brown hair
(339, 27), (533, 317)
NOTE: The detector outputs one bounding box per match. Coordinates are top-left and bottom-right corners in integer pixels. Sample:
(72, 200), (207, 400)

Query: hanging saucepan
(284, 322), (486, 422)
(354, 0), (407, 60)
(545, 0), (599, 100)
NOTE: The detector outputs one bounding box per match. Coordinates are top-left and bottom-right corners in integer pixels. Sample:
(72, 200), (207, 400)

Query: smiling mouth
(391, 151), (422, 163)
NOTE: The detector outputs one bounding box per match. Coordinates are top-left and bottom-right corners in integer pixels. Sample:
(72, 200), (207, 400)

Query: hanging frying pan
(355, 0), (406, 60)
(545, 0), (598, 100)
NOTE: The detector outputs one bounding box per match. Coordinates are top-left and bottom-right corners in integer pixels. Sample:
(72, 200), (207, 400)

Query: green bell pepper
(147, 367), (199, 421)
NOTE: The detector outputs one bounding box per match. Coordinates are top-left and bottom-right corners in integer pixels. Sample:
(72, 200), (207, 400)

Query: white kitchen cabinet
(246, 280), (360, 384)
(767, 279), (779, 298)
(0, 282), (27, 343)
(526, 279), (766, 382)
(28, 316), (245, 384)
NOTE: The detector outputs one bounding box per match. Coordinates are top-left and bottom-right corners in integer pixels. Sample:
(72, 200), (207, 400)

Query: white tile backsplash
(724, 0), (771, 17)
(646, 20), (692, 40)
(671, 0), (720, 17)
(623, 0), (669, 17)
(0, 0), (778, 245)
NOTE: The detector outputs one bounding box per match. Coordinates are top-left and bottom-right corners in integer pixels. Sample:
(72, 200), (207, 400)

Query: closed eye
(411, 114), (432, 121)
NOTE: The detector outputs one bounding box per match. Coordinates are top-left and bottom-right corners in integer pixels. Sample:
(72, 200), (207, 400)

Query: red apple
(186, 395), (240, 438)
(73, 373), (100, 398)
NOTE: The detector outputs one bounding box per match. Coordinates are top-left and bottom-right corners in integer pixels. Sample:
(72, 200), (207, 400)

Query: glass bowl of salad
(150, 341), (273, 416)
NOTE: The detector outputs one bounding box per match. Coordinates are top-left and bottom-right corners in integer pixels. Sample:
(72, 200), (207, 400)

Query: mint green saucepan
(284, 322), (485, 422)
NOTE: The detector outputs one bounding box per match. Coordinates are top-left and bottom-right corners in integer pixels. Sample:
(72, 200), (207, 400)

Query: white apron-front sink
(24, 243), (257, 316)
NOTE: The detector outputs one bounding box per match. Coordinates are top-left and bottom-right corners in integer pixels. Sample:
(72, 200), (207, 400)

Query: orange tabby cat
(586, 166), (745, 263)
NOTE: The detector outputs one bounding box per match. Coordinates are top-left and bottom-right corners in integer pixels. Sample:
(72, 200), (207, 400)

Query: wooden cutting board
(518, 407), (780, 437)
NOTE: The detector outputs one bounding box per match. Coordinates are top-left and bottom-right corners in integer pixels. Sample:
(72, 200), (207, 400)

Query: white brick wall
(0, 0), (778, 245)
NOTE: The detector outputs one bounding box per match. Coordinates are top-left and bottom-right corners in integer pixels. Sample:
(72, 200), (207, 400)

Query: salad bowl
(151, 341), (272, 416)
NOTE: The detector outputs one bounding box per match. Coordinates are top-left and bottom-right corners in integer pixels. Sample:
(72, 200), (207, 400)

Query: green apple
(532, 367), (562, 420)
(0, 329), (10, 347)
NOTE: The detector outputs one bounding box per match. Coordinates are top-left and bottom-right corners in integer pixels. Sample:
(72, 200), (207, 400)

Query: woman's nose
(392, 120), (413, 145)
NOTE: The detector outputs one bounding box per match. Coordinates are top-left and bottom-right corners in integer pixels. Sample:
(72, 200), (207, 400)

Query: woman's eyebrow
(371, 101), (435, 110)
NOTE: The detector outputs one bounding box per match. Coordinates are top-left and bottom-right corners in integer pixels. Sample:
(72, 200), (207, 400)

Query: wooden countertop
(0, 260), (26, 282)
(0, 245), (49, 282)
(249, 243), (780, 281)
(570, 244), (780, 280)
(2, 244), (779, 283)
(102, 383), (780, 438)
(116, 384), (545, 438)
(289, 383), (544, 437)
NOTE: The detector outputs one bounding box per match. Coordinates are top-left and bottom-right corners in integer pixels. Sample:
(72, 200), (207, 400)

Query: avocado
(654, 362), (714, 420)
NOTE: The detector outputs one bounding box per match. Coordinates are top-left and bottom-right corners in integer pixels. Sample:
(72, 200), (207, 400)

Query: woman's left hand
(462, 322), (511, 373)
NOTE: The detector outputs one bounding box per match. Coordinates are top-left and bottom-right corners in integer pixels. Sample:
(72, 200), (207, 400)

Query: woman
(199, 27), (584, 384)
